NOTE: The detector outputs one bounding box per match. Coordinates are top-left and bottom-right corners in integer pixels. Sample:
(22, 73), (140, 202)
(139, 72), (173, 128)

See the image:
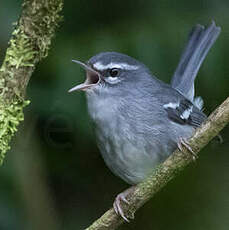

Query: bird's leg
(113, 186), (136, 222)
(178, 137), (197, 160)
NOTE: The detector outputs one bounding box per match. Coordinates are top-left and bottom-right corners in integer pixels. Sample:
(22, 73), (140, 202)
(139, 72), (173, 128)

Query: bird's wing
(163, 98), (207, 128)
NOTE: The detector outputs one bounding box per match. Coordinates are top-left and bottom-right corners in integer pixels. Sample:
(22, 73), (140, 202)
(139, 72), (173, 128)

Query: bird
(69, 21), (221, 221)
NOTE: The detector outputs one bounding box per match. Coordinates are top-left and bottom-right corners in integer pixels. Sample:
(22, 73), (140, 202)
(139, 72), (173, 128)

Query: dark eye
(109, 68), (119, 77)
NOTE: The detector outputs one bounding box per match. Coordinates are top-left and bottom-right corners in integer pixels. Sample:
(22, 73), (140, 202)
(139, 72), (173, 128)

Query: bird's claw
(113, 186), (136, 222)
(178, 137), (197, 160)
(113, 193), (130, 222)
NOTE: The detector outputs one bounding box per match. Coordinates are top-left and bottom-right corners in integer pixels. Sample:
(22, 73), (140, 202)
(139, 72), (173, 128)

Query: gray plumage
(171, 21), (221, 101)
(70, 22), (220, 185)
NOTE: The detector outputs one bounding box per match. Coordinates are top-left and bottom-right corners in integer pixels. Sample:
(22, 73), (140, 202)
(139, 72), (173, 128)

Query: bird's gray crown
(88, 52), (144, 71)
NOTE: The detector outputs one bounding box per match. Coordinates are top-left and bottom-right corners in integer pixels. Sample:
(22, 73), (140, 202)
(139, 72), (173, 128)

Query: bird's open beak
(68, 60), (100, 92)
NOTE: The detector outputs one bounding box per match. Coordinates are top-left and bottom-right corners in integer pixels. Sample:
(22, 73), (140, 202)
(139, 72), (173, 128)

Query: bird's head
(68, 52), (151, 94)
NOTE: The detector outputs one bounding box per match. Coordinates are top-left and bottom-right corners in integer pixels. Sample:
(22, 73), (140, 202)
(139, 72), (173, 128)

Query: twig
(85, 96), (229, 230)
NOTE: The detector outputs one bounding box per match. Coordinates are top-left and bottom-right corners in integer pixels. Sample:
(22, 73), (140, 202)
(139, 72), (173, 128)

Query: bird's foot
(113, 186), (135, 222)
(178, 137), (197, 160)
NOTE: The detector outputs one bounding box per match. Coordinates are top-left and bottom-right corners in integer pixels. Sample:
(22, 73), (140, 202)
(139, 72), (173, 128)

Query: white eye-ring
(104, 68), (121, 84)
(105, 76), (120, 84)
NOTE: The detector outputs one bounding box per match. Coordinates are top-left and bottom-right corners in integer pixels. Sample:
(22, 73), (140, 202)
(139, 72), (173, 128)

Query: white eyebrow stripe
(93, 62), (139, 71)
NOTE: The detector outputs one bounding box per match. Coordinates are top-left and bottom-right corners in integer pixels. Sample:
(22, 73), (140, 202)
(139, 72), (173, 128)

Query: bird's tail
(171, 21), (221, 102)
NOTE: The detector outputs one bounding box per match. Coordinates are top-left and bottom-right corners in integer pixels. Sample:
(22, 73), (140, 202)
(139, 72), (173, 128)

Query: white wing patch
(164, 98), (206, 127)
(164, 101), (193, 120)
(93, 62), (139, 71)
(163, 102), (179, 109)
(180, 106), (193, 120)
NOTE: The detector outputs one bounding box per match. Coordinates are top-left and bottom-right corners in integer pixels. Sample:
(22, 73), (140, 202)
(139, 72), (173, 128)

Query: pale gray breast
(86, 92), (171, 184)
(86, 91), (194, 184)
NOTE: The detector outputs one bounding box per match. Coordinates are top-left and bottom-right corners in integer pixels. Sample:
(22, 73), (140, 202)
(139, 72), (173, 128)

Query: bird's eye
(109, 68), (119, 78)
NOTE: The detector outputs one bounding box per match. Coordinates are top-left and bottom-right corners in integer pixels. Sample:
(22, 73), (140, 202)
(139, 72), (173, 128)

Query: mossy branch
(0, 0), (63, 164)
(85, 96), (229, 230)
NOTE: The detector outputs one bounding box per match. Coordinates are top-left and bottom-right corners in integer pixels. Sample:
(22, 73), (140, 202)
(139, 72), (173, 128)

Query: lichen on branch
(0, 0), (64, 164)
(0, 99), (29, 164)
(0, 0), (63, 100)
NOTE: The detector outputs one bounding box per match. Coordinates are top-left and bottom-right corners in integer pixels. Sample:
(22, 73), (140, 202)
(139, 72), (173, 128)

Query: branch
(0, 0), (63, 164)
(85, 96), (229, 230)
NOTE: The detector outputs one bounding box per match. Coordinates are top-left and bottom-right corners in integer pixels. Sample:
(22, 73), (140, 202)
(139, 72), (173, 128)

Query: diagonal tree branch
(85, 96), (229, 230)
(0, 0), (64, 164)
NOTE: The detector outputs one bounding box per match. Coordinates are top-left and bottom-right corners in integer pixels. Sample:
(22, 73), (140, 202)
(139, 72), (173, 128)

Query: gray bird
(69, 21), (221, 221)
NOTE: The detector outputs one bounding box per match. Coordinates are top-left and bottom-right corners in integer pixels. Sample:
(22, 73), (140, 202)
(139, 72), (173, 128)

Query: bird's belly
(96, 130), (167, 185)
(95, 120), (194, 184)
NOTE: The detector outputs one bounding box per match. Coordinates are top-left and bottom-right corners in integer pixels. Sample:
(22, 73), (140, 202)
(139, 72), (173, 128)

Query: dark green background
(0, 0), (229, 229)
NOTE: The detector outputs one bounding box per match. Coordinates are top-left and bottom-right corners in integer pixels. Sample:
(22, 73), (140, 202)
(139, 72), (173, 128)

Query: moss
(0, 0), (63, 164)
(0, 98), (30, 164)
(21, 0), (64, 60)
(4, 28), (37, 69)
(0, 0), (63, 99)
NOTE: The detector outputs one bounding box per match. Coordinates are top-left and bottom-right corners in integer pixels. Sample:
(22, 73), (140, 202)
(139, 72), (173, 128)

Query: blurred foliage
(0, 0), (229, 230)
